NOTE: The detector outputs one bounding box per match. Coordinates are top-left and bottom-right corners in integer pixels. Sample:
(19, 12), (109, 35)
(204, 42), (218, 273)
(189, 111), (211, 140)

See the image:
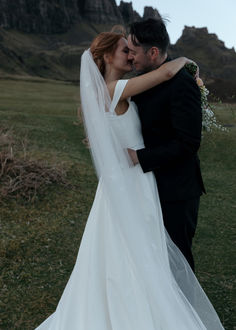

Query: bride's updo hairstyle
(90, 25), (126, 76)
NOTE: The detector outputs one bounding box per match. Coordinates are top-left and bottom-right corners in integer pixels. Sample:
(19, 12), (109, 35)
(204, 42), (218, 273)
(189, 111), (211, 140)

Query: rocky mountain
(82, 0), (123, 24)
(118, 1), (141, 24)
(143, 7), (161, 20)
(0, 0), (235, 101)
(169, 26), (236, 101)
(0, 0), (81, 34)
(0, 0), (162, 33)
(0, 0), (140, 33)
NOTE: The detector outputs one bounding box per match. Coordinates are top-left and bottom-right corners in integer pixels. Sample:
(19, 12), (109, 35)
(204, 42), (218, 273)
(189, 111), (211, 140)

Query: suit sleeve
(137, 73), (202, 172)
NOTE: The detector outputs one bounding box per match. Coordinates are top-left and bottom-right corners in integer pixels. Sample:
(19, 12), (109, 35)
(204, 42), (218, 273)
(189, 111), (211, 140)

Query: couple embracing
(36, 18), (224, 329)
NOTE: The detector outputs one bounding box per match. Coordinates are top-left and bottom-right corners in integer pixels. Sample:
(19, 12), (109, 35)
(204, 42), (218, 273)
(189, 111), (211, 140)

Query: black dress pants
(161, 197), (200, 272)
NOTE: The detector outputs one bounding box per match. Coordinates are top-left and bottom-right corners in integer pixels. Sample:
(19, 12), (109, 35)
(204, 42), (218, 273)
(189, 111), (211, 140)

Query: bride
(35, 31), (224, 329)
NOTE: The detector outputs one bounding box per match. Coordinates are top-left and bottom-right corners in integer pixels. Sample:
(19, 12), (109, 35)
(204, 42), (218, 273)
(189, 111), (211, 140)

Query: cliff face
(119, 1), (141, 24)
(0, 0), (124, 33)
(0, 0), (160, 34)
(82, 0), (123, 24)
(143, 6), (161, 20)
(0, 0), (81, 33)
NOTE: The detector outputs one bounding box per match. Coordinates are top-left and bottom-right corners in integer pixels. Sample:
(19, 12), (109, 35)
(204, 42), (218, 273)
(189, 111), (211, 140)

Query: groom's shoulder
(168, 67), (200, 95)
(164, 56), (196, 85)
(171, 66), (195, 84)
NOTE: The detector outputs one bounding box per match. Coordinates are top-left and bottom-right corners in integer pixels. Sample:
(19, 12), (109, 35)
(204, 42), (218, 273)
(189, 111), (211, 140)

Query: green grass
(0, 79), (235, 329)
(193, 103), (236, 328)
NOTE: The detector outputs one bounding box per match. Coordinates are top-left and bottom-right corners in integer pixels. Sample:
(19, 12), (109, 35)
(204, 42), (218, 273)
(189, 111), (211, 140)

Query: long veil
(79, 49), (224, 330)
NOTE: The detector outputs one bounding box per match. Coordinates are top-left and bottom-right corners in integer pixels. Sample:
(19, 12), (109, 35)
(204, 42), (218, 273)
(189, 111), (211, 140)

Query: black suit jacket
(133, 61), (206, 202)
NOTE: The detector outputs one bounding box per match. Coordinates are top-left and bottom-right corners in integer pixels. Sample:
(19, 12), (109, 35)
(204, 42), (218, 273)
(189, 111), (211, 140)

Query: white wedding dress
(35, 78), (224, 330)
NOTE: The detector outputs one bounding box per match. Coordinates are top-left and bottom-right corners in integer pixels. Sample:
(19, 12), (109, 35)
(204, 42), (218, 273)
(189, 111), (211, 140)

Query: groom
(127, 18), (205, 271)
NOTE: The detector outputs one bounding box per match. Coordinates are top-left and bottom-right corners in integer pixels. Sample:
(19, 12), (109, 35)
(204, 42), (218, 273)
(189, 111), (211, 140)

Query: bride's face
(110, 38), (132, 74)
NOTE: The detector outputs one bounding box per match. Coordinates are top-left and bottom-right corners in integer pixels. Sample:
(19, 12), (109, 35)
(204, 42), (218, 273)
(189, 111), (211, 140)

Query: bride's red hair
(90, 31), (125, 76)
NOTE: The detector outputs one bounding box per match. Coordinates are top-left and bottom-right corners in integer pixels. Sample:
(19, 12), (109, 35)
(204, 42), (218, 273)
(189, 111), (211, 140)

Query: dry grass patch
(0, 128), (67, 202)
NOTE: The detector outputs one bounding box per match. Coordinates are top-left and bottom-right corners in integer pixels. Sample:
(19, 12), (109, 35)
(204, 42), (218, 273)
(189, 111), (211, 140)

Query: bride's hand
(127, 148), (139, 165)
(185, 58), (199, 79)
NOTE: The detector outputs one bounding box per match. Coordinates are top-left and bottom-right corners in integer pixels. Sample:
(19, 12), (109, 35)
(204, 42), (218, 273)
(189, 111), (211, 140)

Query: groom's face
(127, 35), (153, 73)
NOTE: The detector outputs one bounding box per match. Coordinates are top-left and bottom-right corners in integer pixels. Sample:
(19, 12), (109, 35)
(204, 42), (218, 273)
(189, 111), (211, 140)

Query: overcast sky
(116, 0), (236, 50)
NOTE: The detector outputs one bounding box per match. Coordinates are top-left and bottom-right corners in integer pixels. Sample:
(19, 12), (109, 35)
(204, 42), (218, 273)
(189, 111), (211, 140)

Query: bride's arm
(119, 57), (193, 100)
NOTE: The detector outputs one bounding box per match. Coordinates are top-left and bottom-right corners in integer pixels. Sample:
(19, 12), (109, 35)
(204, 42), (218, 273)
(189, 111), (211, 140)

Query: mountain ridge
(0, 0), (235, 101)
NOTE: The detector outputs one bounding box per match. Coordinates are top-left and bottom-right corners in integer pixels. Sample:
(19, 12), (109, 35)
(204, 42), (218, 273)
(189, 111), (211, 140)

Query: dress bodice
(107, 80), (145, 150)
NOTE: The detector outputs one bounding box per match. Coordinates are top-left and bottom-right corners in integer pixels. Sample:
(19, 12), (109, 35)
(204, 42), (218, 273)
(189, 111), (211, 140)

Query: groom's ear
(149, 47), (159, 60)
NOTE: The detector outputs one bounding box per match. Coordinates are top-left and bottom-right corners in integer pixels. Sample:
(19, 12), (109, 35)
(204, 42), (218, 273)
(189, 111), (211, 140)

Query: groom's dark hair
(129, 18), (170, 55)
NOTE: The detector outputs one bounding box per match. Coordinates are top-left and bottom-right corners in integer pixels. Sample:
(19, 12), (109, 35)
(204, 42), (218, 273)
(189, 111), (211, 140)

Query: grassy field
(0, 78), (235, 329)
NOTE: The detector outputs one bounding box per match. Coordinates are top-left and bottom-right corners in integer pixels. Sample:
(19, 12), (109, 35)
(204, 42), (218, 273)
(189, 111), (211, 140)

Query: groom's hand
(127, 148), (139, 165)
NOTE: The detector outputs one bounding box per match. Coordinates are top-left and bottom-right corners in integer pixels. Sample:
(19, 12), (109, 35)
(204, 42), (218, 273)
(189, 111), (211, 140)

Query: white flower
(199, 85), (227, 133)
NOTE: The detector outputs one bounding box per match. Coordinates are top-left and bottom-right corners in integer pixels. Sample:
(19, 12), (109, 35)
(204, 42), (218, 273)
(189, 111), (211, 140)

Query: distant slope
(0, 23), (109, 81)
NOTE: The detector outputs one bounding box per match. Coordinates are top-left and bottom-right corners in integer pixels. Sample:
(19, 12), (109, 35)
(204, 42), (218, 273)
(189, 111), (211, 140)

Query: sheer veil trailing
(80, 49), (132, 179)
(79, 49), (224, 330)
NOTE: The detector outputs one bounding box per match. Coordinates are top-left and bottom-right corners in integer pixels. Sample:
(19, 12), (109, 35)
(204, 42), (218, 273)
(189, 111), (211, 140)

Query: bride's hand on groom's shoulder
(185, 58), (200, 79)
